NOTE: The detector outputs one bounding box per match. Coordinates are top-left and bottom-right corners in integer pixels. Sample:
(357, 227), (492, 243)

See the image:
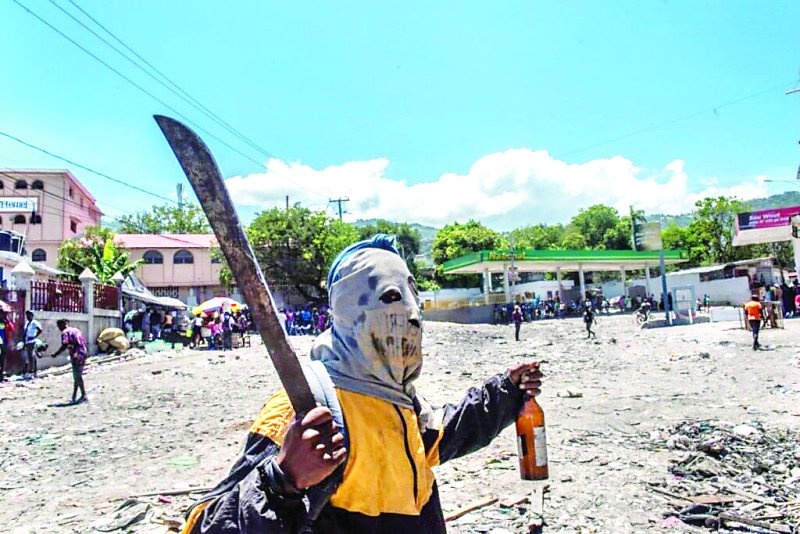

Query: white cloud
(225, 149), (769, 230)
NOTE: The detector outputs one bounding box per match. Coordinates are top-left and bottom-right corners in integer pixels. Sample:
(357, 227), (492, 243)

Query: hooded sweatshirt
(180, 235), (526, 534)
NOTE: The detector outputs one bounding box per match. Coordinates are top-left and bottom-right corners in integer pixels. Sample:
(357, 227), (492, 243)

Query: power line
(12, 0), (337, 202)
(0, 168), (211, 249)
(48, 0), (276, 160)
(11, 0), (270, 170)
(555, 80), (798, 160)
(328, 197), (349, 221)
(0, 128), (176, 204)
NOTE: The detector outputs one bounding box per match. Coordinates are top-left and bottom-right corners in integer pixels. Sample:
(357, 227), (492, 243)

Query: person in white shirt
(23, 311), (43, 378)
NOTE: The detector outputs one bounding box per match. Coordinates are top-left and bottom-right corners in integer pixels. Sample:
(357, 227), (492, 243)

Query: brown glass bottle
(516, 393), (548, 480)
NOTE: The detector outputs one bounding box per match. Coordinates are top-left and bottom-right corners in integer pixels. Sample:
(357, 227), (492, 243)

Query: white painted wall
(601, 272), (750, 305)
(512, 279), (574, 296)
(420, 288), (482, 306)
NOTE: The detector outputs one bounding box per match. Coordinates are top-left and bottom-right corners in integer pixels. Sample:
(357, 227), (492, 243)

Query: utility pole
(328, 197), (350, 221)
(285, 195), (289, 210)
(176, 183), (184, 233)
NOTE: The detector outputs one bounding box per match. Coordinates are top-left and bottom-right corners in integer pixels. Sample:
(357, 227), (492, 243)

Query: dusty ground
(1, 314), (799, 533)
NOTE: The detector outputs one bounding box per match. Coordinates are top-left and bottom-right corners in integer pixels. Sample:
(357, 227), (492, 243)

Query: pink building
(0, 170), (102, 268)
(115, 234), (228, 304)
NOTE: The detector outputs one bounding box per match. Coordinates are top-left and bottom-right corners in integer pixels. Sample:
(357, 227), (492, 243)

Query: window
(174, 249), (194, 264)
(15, 180), (27, 189)
(211, 255), (221, 264)
(143, 250), (164, 264)
(68, 187), (74, 199)
(0, 182), (4, 189)
(29, 214), (42, 224)
(70, 220), (78, 233)
(13, 215), (26, 224)
(31, 180), (44, 190)
(31, 249), (47, 262)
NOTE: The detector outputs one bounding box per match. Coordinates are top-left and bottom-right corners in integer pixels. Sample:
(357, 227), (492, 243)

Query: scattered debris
(650, 420), (800, 531)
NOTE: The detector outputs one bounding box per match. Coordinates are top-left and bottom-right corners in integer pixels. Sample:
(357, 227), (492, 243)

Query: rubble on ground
(648, 420), (800, 532)
(1, 315), (799, 532)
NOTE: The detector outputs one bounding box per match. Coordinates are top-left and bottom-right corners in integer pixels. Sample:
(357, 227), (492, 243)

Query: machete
(154, 115), (316, 416)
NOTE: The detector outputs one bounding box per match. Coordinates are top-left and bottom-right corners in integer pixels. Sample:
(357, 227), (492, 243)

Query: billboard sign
(736, 206), (800, 232)
(733, 206), (800, 246)
(633, 221), (662, 251)
(0, 198), (37, 213)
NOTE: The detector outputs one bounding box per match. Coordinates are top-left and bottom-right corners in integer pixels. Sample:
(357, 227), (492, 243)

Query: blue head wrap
(327, 233), (400, 296)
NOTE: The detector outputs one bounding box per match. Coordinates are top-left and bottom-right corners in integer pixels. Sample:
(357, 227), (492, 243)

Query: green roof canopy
(442, 249), (690, 275)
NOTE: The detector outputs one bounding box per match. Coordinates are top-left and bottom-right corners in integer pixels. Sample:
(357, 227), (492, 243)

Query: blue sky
(1, 1), (798, 229)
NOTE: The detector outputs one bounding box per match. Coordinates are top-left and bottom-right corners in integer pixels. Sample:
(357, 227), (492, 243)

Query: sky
(1, 1), (799, 230)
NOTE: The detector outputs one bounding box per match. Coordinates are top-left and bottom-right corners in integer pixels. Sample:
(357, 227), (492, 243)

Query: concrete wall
(30, 308), (121, 371)
(33, 311), (90, 371)
(423, 304), (495, 324)
(420, 288), (482, 308)
(601, 272), (750, 306)
(512, 280), (575, 297)
(698, 277), (751, 305)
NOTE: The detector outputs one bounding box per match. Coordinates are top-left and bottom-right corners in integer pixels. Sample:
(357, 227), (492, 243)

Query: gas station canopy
(442, 249), (690, 275)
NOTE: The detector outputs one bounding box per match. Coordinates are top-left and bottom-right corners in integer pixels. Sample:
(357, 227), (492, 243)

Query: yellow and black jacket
(182, 370), (524, 533)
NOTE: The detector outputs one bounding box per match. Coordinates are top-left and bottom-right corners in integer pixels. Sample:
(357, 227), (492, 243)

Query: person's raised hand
(507, 361), (543, 397)
(276, 406), (347, 491)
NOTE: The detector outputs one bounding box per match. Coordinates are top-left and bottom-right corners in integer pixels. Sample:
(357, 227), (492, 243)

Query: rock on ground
(1, 315), (799, 533)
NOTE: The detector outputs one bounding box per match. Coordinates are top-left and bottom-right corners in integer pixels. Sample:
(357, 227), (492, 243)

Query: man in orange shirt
(744, 294), (763, 351)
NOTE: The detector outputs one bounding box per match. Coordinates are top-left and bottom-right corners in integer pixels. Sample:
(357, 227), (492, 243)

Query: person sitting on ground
(178, 234), (544, 533)
(51, 319), (89, 404)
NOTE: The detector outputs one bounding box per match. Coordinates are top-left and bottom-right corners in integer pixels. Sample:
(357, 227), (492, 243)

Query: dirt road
(1, 315), (798, 533)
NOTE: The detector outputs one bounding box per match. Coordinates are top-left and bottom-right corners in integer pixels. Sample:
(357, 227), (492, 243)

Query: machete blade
(154, 114), (315, 416)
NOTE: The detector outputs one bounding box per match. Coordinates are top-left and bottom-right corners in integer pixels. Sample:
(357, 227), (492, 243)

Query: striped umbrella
(192, 297), (245, 316)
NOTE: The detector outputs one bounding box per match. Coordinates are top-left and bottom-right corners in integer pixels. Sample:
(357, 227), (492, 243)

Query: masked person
(179, 235), (543, 534)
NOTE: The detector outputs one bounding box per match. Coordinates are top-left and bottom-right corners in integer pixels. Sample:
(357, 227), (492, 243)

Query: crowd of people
(280, 306), (330, 336)
(187, 310), (250, 350)
(123, 307), (177, 342)
(493, 294), (613, 324)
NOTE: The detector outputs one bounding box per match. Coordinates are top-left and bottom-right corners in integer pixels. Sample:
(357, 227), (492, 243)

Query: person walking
(0, 310), (14, 382)
(22, 311), (43, 378)
(511, 304), (523, 341)
(744, 294), (763, 351)
(51, 319), (89, 404)
(583, 305), (596, 339)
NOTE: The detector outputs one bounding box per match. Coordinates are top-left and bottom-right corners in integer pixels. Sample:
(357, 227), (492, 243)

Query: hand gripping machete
(154, 115), (316, 416)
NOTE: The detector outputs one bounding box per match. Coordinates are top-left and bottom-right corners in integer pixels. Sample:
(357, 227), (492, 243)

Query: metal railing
(30, 279), (85, 313)
(94, 283), (120, 310)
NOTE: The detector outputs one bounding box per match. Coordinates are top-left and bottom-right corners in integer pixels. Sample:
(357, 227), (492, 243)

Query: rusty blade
(153, 115), (315, 416)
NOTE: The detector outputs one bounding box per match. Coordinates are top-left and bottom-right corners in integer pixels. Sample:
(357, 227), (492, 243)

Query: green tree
(58, 226), (142, 283)
(358, 220), (421, 274)
(661, 223), (691, 252)
(685, 197), (751, 264)
(431, 221), (503, 288)
(431, 220), (503, 265)
(240, 206), (360, 304)
(510, 224), (566, 250)
(117, 202), (210, 234)
(559, 230), (588, 250)
(569, 205), (624, 249)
